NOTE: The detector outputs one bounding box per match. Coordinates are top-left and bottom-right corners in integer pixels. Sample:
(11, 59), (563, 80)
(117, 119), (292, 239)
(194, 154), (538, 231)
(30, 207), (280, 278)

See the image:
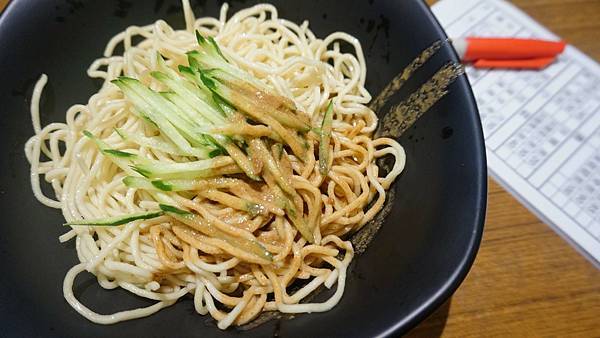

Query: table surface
(411, 1), (600, 337)
(1, 0), (599, 337)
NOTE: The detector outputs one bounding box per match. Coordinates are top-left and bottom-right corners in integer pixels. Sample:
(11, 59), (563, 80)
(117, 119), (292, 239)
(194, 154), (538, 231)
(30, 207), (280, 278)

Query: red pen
(452, 37), (566, 69)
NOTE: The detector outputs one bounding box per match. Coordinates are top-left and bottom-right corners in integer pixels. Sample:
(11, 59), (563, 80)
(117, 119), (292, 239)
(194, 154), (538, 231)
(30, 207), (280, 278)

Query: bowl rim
(383, 1), (487, 336)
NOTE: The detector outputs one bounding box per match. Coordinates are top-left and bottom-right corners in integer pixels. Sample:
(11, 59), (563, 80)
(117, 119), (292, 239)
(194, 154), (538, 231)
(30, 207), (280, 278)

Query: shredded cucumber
(319, 101), (334, 176)
(64, 210), (163, 226)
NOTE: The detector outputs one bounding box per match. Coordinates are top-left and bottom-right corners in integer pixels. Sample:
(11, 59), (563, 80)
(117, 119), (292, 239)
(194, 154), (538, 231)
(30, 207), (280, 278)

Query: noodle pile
(25, 1), (405, 329)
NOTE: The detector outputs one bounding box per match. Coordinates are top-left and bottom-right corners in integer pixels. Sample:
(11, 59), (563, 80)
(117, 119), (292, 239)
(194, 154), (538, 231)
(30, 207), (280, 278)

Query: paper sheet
(431, 0), (600, 266)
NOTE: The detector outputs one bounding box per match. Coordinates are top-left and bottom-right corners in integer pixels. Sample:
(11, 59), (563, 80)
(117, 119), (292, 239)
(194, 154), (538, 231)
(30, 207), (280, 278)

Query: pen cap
(461, 37), (566, 61)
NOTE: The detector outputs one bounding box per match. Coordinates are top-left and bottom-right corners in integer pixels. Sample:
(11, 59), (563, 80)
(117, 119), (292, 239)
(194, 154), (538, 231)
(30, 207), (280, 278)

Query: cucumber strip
(83, 130), (135, 158)
(160, 92), (213, 127)
(83, 130), (136, 173)
(64, 211), (163, 226)
(283, 197), (313, 242)
(179, 64), (237, 119)
(263, 171), (314, 243)
(211, 92), (236, 117)
(148, 96), (257, 181)
(158, 203), (191, 215)
(249, 139), (295, 196)
(212, 124), (283, 143)
(221, 141), (261, 181)
(123, 176), (162, 191)
(115, 128), (209, 158)
(123, 176), (209, 192)
(203, 69), (308, 131)
(190, 34), (299, 114)
(123, 176), (207, 192)
(113, 78), (205, 158)
(200, 72), (307, 160)
(319, 101), (334, 176)
(131, 156), (234, 179)
(249, 140), (314, 240)
(200, 70), (309, 132)
(118, 77), (210, 149)
(154, 94), (216, 148)
(155, 178), (207, 191)
(191, 32), (271, 92)
(159, 88), (240, 156)
(175, 64), (222, 107)
(156, 53), (217, 106)
(154, 52), (182, 80)
(151, 71), (225, 125)
(161, 91), (237, 148)
(157, 92), (203, 127)
(125, 177), (280, 215)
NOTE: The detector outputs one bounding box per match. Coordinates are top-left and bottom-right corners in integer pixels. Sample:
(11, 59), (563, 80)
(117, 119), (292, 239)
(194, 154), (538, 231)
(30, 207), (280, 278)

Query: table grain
(410, 1), (600, 337)
(1, 0), (598, 337)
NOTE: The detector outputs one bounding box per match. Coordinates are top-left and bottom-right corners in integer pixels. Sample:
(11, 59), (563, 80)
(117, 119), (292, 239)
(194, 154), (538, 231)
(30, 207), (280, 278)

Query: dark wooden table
(408, 1), (600, 337)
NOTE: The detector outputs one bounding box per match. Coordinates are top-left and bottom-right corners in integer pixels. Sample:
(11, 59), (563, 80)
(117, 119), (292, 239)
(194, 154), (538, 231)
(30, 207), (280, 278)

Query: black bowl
(0, 0), (486, 337)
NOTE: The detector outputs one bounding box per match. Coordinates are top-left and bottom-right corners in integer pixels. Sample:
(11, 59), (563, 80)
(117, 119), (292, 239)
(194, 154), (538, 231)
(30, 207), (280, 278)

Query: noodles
(25, 1), (405, 329)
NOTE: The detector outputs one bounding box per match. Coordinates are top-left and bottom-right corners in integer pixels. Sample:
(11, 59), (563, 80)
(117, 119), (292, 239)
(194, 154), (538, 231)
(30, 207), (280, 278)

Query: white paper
(432, 0), (600, 266)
